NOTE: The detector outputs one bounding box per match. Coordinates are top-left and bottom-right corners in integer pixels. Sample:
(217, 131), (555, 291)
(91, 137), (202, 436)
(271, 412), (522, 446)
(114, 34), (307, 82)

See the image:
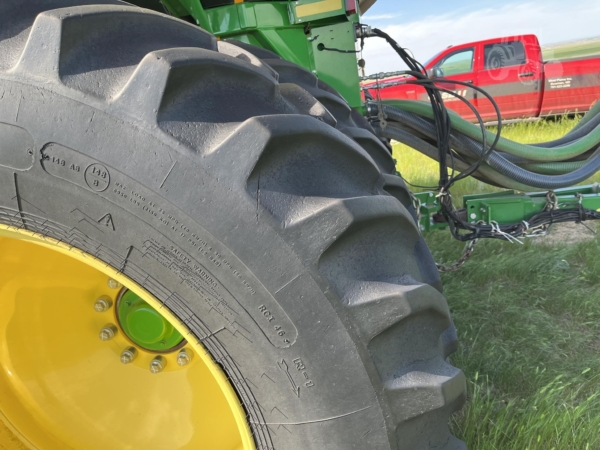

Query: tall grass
(396, 117), (600, 449)
(458, 373), (600, 450)
(432, 232), (600, 450)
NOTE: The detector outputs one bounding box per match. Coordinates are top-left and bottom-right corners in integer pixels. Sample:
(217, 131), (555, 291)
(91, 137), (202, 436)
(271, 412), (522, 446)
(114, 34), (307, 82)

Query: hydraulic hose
(375, 103), (600, 189)
(519, 161), (586, 175)
(373, 102), (599, 160)
(371, 123), (472, 172)
(378, 123), (535, 191)
(456, 131), (600, 189)
(381, 101), (600, 162)
(531, 111), (600, 148)
(569, 99), (600, 134)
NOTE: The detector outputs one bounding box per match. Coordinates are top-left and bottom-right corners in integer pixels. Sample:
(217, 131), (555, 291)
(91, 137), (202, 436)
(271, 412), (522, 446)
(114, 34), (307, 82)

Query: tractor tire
(0, 2), (465, 449)
(228, 41), (413, 207)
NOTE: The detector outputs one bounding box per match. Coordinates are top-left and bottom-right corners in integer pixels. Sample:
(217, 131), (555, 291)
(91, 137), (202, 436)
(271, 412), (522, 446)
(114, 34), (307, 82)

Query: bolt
(99, 324), (118, 341)
(107, 278), (122, 289)
(120, 347), (137, 364)
(470, 213), (477, 219)
(150, 356), (166, 374)
(177, 349), (193, 367)
(93, 296), (113, 312)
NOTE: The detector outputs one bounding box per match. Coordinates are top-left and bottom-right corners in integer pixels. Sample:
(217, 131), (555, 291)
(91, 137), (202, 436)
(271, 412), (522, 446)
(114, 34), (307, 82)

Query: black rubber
(0, 2), (465, 449)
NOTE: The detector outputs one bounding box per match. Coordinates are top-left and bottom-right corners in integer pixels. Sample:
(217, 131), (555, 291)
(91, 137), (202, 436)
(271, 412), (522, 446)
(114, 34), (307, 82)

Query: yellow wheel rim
(0, 225), (255, 450)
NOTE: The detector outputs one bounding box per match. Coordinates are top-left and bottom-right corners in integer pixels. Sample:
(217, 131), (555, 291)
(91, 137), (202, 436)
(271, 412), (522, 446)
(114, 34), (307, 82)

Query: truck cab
(366, 34), (547, 122)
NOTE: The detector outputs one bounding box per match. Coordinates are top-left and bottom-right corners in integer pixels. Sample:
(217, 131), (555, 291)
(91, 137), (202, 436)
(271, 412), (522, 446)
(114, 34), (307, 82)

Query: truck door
(430, 47), (477, 121)
(476, 39), (543, 121)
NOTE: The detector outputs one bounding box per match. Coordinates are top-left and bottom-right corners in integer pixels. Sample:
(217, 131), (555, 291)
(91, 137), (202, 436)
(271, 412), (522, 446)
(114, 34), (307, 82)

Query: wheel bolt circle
(99, 324), (117, 341)
(150, 356), (166, 374)
(94, 296), (112, 312)
(120, 347), (137, 364)
(177, 349), (193, 367)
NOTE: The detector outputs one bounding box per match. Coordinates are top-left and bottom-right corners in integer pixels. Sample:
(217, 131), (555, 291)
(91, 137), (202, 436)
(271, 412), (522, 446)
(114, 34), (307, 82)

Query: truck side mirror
(430, 67), (444, 78)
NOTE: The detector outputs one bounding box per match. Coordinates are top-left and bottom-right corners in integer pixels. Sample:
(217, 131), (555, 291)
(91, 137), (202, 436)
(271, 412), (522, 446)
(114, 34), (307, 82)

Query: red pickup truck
(364, 34), (600, 123)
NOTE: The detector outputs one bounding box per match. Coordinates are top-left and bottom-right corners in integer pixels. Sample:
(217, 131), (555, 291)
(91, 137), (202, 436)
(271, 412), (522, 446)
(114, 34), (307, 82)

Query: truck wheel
(0, 2), (465, 450)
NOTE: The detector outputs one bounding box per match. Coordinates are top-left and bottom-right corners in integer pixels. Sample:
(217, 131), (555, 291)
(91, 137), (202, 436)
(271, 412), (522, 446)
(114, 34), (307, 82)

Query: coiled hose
(371, 101), (600, 190)
(380, 100), (600, 162)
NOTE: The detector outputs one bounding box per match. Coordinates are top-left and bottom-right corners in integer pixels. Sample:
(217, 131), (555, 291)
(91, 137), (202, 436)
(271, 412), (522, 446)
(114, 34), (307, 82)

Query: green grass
(393, 117), (600, 449)
(432, 233), (600, 449)
(542, 39), (600, 61)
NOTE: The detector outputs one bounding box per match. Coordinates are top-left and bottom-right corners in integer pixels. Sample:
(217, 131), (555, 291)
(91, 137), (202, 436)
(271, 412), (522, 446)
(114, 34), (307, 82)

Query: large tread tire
(0, 2), (465, 449)
(228, 42), (401, 181)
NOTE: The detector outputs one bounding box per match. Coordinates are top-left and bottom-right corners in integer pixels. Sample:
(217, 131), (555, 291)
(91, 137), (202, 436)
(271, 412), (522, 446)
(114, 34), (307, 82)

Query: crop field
(542, 38), (600, 61)
(393, 117), (600, 449)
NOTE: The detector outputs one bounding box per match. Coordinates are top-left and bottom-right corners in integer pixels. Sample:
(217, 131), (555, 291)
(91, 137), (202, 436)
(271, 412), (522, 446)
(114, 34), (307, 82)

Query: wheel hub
(117, 290), (184, 351)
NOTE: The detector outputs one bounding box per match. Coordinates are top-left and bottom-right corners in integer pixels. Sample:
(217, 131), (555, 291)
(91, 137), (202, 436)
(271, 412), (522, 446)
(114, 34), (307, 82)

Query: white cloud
(361, 13), (398, 21)
(360, 0), (600, 74)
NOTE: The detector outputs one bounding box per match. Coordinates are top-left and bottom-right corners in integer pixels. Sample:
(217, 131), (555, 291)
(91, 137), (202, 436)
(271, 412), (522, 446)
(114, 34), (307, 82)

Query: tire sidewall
(0, 77), (393, 450)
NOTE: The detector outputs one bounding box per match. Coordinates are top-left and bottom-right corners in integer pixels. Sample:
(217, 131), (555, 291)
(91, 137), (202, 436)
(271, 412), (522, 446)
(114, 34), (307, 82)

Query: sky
(360, 0), (600, 74)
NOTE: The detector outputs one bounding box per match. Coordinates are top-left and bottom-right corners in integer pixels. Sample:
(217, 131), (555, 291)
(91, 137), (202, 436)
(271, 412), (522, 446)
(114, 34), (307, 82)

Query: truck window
(484, 41), (526, 70)
(435, 48), (474, 76)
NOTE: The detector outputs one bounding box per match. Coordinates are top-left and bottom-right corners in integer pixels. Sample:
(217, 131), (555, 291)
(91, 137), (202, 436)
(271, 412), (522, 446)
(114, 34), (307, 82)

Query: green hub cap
(117, 290), (184, 351)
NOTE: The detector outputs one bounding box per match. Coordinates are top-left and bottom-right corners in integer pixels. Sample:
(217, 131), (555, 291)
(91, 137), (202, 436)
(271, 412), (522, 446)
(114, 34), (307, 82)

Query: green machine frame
(413, 185), (600, 233)
(161, 0), (363, 109)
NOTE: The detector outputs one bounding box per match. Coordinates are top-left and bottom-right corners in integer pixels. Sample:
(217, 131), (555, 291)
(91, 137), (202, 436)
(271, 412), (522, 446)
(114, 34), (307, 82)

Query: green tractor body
(159, 0), (365, 107)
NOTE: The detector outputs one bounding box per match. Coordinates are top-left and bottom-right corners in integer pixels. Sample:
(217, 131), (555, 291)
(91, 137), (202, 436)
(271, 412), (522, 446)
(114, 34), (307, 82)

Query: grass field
(542, 38), (600, 61)
(393, 117), (600, 449)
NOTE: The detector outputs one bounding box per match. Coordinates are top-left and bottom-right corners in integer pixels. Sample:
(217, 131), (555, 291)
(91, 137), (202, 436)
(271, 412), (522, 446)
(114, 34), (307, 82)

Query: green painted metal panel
(413, 191), (447, 232)
(464, 184), (600, 225)
(309, 21), (362, 108)
(160, 0), (363, 108)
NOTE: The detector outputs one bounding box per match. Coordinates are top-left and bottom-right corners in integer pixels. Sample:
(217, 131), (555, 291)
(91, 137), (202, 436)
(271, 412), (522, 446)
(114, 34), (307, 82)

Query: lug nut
(99, 324), (118, 341)
(120, 347), (137, 364)
(93, 296), (113, 312)
(177, 349), (193, 367)
(107, 278), (122, 289)
(150, 356), (166, 374)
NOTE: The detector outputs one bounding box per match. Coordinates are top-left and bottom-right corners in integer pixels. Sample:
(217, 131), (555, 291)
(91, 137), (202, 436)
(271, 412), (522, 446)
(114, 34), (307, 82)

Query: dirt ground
(532, 221), (599, 246)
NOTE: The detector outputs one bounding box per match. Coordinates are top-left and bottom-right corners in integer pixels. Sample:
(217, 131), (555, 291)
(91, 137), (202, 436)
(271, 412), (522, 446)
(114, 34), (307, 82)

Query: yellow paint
(296, 0), (343, 18)
(0, 226), (255, 450)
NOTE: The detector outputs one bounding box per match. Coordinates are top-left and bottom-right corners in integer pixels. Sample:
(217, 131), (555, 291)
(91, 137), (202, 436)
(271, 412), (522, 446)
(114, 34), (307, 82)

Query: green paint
(413, 184), (600, 231)
(413, 191), (447, 232)
(463, 183), (600, 225)
(118, 290), (183, 351)
(160, 0), (363, 108)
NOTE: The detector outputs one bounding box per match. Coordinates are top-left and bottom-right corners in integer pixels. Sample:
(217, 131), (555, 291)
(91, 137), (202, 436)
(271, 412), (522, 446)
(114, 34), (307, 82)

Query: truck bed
(540, 56), (600, 116)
